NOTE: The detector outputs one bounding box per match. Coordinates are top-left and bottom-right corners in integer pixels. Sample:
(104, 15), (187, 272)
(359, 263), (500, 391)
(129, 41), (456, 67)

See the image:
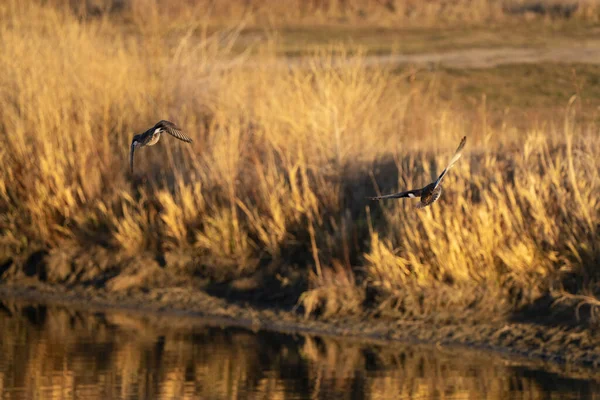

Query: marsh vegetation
(0, 0), (599, 336)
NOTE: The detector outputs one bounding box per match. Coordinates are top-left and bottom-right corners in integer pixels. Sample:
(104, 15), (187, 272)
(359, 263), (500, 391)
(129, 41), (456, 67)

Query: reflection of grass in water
(0, 2), (599, 326)
(1, 304), (595, 399)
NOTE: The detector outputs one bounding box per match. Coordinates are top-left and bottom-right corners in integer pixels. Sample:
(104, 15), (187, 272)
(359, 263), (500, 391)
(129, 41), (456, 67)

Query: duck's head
(131, 134), (142, 148)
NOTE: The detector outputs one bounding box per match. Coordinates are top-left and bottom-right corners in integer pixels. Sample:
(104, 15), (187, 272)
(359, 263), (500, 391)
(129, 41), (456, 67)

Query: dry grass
(43, 0), (600, 28)
(0, 1), (599, 323)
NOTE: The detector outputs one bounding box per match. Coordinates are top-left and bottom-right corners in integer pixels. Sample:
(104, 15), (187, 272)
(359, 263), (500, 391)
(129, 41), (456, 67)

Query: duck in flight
(130, 120), (192, 173)
(369, 136), (467, 208)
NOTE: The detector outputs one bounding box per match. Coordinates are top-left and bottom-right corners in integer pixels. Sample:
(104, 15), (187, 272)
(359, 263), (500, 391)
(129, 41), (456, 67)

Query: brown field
(39, 0), (600, 27)
(0, 0), (599, 335)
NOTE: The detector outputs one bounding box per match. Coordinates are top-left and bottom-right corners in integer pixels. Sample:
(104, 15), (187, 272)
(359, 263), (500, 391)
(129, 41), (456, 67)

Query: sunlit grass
(0, 1), (599, 322)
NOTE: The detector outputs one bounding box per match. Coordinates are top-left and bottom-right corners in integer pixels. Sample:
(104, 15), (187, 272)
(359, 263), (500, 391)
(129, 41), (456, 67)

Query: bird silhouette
(369, 136), (466, 208)
(130, 120), (192, 174)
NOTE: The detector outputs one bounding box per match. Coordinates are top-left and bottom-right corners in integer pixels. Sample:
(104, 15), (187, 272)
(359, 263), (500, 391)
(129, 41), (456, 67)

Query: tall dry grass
(0, 1), (598, 322)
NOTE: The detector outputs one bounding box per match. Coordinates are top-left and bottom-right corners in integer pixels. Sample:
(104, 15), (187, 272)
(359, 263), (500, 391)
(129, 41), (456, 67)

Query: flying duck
(130, 120), (192, 173)
(369, 136), (466, 208)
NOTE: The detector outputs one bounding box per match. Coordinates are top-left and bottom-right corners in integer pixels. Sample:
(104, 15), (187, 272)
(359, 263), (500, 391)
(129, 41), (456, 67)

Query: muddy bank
(1, 279), (599, 373)
(2, 221), (599, 372)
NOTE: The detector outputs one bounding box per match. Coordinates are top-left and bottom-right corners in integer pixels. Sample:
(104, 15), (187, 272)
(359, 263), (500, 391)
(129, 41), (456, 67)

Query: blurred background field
(0, 0), (599, 327)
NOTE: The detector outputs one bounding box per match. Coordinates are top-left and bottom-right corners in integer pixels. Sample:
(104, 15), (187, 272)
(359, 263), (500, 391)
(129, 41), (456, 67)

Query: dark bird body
(130, 120), (192, 173)
(370, 136), (466, 208)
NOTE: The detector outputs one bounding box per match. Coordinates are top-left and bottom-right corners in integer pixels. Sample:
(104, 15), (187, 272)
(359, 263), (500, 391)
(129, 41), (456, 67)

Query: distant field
(265, 22), (600, 56)
(401, 63), (600, 125)
(0, 1), (599, 327)
(41, 0), (600, 26)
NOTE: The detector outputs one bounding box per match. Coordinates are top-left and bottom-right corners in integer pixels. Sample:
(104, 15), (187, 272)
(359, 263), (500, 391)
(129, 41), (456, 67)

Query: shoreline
(2, 283), (599, 376)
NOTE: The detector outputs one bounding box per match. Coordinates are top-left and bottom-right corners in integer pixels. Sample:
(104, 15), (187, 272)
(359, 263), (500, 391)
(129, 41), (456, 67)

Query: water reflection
(0, 301), (598, 399)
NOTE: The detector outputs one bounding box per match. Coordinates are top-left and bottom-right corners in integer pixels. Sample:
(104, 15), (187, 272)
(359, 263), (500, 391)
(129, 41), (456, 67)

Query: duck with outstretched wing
(369, 136), (466, 208)
(129, 120), (193, 174)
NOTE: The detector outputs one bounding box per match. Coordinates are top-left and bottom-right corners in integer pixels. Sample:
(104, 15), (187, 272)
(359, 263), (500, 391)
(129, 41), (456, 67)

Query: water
(0, 301), (598, 400)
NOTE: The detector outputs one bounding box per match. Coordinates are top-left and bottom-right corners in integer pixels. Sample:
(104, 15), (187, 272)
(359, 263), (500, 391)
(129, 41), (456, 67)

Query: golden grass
(0, 2), (599, 322)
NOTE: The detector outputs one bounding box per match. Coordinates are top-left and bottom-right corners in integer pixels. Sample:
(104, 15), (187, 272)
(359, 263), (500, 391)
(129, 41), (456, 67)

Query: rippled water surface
(0, 301), (598, 399)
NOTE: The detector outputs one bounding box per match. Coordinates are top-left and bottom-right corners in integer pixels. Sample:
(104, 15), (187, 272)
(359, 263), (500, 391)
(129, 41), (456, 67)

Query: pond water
(0, 301), (598, 400)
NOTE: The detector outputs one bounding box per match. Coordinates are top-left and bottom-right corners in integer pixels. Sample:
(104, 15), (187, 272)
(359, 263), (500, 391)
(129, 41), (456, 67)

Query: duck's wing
(433, 136), (466, 189)
(368, 187), (423, 200)
(155, 120), (192, 143)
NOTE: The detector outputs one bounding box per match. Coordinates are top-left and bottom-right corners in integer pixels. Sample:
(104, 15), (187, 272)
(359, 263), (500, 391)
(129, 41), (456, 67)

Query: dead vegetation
(0, 1), (599, 327)
(41, 0), (600, 27)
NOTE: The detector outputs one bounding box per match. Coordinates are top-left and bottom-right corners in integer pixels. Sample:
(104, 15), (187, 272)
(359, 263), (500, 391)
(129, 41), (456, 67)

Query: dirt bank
(1, 280), (599, 373)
